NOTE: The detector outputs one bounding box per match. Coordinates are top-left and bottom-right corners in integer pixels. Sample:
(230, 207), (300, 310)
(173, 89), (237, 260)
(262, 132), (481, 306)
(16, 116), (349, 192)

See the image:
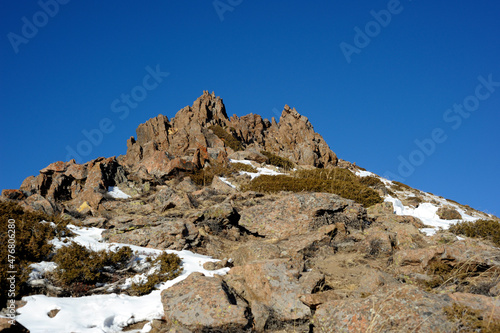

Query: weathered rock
(161, 272), (249, 331)
(437, 206), (462, 220)
(312, 285), (456, 332)
(1, 189), (26, 200)
(40, 160), (68, 174)
(239, 192), (367, 239)
(125, 92), (338, 172)
(230, 241), (281, 266)
(224, 259), (311, 331)
(175, 177), (198, 193)
(104, 219), (198, 250)
(228, 149), (268, 164)
(21, 194), (55, 216)
(0, 317), (29, 333)
(211, 176), (236, 193)
(393, 238), (500, 276)
(449, 292), (500, 321)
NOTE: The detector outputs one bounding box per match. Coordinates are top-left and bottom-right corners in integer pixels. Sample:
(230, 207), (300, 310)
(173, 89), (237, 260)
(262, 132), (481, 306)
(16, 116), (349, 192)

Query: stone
(40, 160), (68, 174)
(437, 206), (462, 220)
(0, 317), (29, 332)
(175, 177), (199, 193)
(1, 189), (26, 200)
(211, 176), (236, 193)
(161, 273), (249, 331)
(21, 194), (55, 216)
(230, 241), (281, 266)
(312, 285), (455, 332)
(238, 192), (367, 239)
(449, 292), (500, 321)
(224, 259), (311, 331)
(228, 149), (268, 164)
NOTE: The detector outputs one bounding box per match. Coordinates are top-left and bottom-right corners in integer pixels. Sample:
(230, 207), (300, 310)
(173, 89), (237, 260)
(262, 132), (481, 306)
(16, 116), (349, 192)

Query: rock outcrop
(124, 91), (337, 171)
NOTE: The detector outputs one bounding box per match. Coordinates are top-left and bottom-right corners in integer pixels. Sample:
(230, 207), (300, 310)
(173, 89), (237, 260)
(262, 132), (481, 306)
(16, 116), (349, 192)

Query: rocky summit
(2, 92), (500, 332)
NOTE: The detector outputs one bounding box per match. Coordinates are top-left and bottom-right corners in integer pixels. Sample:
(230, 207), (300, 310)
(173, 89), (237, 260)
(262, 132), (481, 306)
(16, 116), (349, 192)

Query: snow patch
(219, 177), (236, 188)
(107, 186), (131, 199)
(17, 225), (229, 332)
(384, 196), (479, 236)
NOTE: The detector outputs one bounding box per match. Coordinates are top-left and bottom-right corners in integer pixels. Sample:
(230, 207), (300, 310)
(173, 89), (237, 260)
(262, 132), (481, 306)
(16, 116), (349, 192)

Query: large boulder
(238, 192), (368, 239)
(312, 285), (456, 332)
(161, 272), (250, 331)
(224, 259), (311, 331)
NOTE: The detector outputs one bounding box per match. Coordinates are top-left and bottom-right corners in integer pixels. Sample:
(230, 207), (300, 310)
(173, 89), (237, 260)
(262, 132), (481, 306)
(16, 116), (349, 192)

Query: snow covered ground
(384, 196), (478, 236)
(107, 187), (131, 199)
(355, 167), (482, 236)
(230, 159), (285, 180)
(16, 225), (229, 333)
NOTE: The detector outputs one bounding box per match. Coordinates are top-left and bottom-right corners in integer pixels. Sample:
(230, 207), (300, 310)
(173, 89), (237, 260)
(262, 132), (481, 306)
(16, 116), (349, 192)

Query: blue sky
(1, 1), (499, 215)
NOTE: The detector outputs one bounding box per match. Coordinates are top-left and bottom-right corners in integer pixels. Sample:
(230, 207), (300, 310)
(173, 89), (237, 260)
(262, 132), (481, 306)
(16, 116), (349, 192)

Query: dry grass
(444, 303), (500, 332)
(243, 168), (383, 207)
(129, 252), (182, 295)
(448, 220), (500, 246)
(0, 201), (69, 307)
(260, 151), (294, 170)
(209, 125), (243, 151)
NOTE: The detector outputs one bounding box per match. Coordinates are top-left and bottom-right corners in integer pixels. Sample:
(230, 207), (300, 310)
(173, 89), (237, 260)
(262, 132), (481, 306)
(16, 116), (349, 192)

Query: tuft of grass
(130, 252), (182, 295)
(231, 162), (257, 173)
(242, 168), (383, 207)
(448, 220), (500, 246)
(52, 242), (133, 289)
(391, 181), (412, 192)
(209, 125), (243, 151)
(260, 151), (294, 170)
(0, 202), (69, 307)
(359, 176), (384, 188)
(444, 303), (500, 333)
(190, 163), (234, 186)
(190, 162), (258, 186)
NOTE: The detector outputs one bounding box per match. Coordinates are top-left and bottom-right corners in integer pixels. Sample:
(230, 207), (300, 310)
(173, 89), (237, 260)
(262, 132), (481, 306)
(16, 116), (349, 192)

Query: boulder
(21, 194), (55, 216)
(1, 189), (26, 200)
(238, 192), (367, 239)
(211, 176), (236, 193)
(228, 149), (268, 164)
(437, 207), (462, 220)
(449, 292), (500, 321)
(161, 273), (249, 331)
(312, 285), (455, 332)
(224, 259), (311, 331)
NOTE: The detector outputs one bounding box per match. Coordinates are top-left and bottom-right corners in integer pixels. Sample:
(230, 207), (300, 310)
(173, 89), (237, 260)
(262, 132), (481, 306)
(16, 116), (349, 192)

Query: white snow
(107, 187), (131, 199)
(219, 176), (236, 188)
(384, 196), (479, 236)
(29, 262), (58, 281)
(230, 159), (285, 180)
(355, 169), (376, 178)
(17, 225), (229, 333)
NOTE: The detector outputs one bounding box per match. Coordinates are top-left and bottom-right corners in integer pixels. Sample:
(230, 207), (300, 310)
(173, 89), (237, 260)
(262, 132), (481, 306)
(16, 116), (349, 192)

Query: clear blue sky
(1, 1), (499, 216)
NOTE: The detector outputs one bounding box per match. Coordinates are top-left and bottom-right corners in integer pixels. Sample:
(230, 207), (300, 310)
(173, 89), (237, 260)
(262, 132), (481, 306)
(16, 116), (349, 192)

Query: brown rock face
(161, 273), (249, 331)
(238, 192), (368, 239)
(312, 285), (455, 332)
(224, 259), (311, 331)
(437, 206), (462, 220)
(125, 91), (338, 171)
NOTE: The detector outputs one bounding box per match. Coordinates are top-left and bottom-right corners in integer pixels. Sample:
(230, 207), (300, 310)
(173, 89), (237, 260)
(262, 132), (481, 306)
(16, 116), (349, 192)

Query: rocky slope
(2, 92), (500, 332)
